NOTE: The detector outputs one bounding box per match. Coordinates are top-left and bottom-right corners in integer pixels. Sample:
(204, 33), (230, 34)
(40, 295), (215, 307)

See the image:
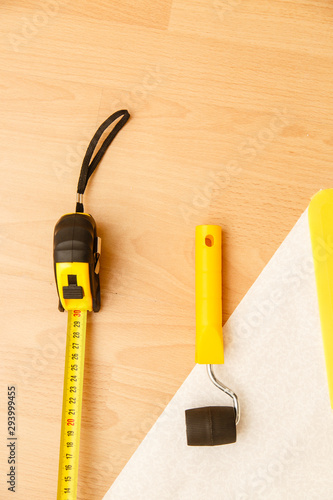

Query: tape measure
(54, 212), (100, 500)
(53, 110), (130, 499)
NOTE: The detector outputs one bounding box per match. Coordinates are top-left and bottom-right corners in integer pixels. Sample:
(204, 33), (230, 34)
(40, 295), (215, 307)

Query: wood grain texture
(0, 1), (333, 498)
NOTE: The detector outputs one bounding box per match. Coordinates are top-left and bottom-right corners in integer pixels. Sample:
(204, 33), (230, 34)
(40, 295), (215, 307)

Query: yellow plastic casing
(308, 189), (333, 408)
(195, 225), (224, 364)
(56, 262), (93, 312)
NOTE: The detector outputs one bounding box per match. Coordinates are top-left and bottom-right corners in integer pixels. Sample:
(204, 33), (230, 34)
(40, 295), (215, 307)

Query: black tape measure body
(54, 213), (100, 312)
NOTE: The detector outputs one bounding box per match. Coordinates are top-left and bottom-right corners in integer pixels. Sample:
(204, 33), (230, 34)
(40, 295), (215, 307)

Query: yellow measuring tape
(57, 309), (87, 500)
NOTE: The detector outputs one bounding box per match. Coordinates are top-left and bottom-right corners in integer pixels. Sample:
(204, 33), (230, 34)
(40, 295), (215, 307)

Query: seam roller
(185, 225), (240, 446)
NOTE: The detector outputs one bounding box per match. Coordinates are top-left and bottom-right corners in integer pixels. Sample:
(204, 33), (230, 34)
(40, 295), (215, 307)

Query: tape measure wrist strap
(76, 109), (130, 213)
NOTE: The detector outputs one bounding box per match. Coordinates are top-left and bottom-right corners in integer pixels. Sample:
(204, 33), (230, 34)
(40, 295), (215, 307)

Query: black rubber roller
(185, 406), (236, 446)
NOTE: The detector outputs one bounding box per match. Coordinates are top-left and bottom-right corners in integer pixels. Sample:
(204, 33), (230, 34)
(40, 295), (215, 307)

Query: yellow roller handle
(195, 225), (224, 364)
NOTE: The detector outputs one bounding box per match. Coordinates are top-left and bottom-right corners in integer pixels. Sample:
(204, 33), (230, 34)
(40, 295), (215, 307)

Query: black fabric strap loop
(76, 109), (130, 212)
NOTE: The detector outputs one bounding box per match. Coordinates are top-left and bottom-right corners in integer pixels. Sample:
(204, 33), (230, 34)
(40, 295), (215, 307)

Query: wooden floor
(1, 1), (333, 498)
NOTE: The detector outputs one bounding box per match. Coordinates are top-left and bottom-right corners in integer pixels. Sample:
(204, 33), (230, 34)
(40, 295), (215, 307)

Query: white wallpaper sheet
(103, 210), (333, 500)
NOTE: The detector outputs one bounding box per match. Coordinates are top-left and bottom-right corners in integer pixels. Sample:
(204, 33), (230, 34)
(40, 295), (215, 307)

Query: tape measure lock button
(62, 275), (84, 299)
